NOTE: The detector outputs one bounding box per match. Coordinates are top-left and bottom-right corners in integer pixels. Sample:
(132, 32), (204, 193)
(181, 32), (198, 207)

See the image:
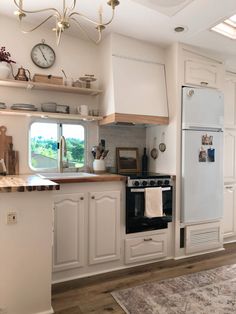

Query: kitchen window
(29, 122), (85, 171)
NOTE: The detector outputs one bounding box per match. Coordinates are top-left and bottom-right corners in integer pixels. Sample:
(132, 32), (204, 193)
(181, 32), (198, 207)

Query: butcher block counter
(0, 174), (59, 192)
(38, 172), (126, 184)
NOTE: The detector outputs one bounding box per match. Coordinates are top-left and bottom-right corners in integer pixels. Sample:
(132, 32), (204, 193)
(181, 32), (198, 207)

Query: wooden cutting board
(4, 149), (19, 175)
(0, 126), (12, 159)
(0, 126), (19, 175)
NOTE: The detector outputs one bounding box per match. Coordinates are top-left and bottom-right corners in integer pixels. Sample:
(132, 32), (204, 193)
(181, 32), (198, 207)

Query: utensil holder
(93, 159), (106, 173)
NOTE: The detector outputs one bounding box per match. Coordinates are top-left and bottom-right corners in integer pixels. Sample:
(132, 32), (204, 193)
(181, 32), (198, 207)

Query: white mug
(77, 105), (88, 116)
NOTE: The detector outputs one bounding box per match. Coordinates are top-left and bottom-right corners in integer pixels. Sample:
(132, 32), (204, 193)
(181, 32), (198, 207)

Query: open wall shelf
(0, 79), (103, 96)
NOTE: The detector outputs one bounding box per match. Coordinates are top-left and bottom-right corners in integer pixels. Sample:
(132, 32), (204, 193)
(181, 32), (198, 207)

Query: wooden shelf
(0, 79), (103, 96)
(0, 109), (103, 122)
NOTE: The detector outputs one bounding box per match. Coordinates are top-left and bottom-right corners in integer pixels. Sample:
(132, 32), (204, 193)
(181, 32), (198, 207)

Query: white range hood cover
(131, 0), (195, 16)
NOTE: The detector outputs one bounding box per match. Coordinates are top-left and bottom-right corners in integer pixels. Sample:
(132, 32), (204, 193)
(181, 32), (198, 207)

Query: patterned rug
(111, 264), (236, 314)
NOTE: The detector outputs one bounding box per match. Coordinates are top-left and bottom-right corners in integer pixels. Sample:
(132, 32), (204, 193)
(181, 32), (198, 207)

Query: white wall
(0, 15), (100, 174)
(146, 43), (179, 175)
(0, 192), (54, 314)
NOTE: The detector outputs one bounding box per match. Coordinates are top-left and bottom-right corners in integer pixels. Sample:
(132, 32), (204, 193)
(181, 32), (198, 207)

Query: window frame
(29, 119), (87, 173)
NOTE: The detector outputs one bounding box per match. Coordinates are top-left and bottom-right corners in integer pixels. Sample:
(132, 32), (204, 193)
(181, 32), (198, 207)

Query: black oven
(125, 174), (173, 234)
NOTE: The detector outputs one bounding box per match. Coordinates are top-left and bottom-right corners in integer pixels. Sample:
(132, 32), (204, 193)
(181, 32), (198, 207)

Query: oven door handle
(130, 187), (171, 192)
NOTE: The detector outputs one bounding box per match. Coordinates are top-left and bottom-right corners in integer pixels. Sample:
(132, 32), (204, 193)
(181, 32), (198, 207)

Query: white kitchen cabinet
(223, 184), (236, 238)
(224, 130), (236, 181)
(125, 232), (167, 264)
(184, 60), (222, 89)
(53, 193), (85, 272)
(224, 75), (236, 127)
(89, 191), (121, 265)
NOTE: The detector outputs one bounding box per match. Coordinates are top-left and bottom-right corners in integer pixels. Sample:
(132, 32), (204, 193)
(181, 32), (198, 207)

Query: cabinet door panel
(184, 60), (219, 88)
(89, 191), (120, 265)
(53, 193), (85, 272)
(224, 130), (236, 180)
(224, 79), (235, 127)
(223, 185), (236, 238)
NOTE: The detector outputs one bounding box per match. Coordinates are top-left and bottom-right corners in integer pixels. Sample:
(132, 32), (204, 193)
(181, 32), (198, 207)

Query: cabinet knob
(91, 196), (95, 199)
(80, 197), (84, 200)
(144, 238), (153, 242)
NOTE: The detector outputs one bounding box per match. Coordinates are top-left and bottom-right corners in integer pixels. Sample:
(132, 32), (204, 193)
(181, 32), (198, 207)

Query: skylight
(211, 14), (236, 39)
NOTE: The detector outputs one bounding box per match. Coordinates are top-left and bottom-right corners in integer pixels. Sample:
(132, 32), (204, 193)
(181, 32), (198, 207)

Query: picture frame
(116, 147), (140, 173)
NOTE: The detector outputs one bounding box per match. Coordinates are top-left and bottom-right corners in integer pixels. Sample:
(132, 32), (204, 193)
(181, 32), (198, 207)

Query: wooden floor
(52, 243), (236, 313)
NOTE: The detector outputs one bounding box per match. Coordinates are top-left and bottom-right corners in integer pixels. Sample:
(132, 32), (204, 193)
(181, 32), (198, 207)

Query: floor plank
(52, 243), (236, 313)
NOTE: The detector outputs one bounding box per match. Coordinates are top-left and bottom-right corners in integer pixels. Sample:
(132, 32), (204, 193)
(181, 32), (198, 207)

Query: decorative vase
(0, 62), (11, 79)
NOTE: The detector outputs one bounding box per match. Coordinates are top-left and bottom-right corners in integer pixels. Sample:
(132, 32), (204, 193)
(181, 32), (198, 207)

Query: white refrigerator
(181, 87), (224, 223)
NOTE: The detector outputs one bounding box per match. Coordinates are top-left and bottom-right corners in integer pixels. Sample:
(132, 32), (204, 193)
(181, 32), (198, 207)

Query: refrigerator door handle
(183, 126), (223, 132)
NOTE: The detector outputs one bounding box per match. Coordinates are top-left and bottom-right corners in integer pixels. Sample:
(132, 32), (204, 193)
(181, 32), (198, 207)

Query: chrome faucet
(59, 136), (68, 172)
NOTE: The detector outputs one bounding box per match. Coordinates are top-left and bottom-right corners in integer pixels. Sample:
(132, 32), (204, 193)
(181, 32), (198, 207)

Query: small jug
(14, 66), (31, 81)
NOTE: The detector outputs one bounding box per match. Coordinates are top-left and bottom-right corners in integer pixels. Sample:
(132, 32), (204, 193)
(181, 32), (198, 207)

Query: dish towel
(144, 187), (163, 218)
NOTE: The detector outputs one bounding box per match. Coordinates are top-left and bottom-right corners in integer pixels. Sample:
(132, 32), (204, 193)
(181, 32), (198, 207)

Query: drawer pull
(200, 81), (208, 85)
(91, 196), (95, 199)
(80, 197), (84, 200)
(144, 238), (153, 242)
(226, 186), (234, 192)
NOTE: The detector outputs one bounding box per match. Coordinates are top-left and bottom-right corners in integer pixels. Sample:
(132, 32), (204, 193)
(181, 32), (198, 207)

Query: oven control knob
(150, 180), (155, 186)
(134, 181), (140, 187)
(142, 180), (148, 186)
(164, 180), (169, 185)
(157, 180), (162, 186)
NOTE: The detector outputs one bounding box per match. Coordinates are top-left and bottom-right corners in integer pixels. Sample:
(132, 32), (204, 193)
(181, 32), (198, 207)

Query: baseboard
(52, 256), (173, 284)
(174, 247), (225, 260)
(223, 239), (236, 244)
(34, 307), (54, 314)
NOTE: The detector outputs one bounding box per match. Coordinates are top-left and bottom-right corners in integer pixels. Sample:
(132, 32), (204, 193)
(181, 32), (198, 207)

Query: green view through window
(30, 122), (85, 170)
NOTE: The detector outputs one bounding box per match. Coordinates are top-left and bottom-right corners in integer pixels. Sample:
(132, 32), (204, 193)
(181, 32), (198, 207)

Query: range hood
(99, 54), (169, 126)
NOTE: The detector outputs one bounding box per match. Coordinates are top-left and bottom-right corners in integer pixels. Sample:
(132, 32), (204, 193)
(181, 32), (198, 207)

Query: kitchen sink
(39, 172), (97, 179)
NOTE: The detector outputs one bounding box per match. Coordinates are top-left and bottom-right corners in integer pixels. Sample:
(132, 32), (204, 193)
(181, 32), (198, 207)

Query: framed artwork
(116, 147), (139, 173)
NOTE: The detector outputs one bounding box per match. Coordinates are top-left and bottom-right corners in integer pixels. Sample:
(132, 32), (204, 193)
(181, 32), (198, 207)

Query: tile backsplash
(99, 126), (146, 171)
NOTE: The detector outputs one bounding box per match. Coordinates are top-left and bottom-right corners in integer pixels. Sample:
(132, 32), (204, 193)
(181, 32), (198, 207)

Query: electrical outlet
(6, 212), (17, 225)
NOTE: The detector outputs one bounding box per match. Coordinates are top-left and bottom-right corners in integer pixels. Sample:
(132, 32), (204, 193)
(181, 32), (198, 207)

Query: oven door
(126, 186), (172, 234)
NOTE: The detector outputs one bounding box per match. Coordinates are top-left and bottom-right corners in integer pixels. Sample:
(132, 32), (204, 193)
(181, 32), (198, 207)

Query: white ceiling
(1, 0), (236, 66)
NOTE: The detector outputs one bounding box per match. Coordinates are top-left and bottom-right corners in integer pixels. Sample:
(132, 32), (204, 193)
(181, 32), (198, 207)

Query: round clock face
(31, 43), (56, 68)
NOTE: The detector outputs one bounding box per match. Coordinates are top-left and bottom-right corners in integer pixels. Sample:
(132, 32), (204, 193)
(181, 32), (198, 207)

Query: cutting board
(0, 126), (12, 159)
(0, 126), (19, 175)
(4, 149), (19, 175)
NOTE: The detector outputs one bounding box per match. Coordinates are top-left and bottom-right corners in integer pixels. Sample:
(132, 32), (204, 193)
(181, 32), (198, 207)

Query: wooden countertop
(47, 173), (126, 184)
(0, 175), (60, 193)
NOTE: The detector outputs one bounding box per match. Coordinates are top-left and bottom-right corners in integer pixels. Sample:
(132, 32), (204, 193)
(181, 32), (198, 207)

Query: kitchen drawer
(125, 233), (167, 264)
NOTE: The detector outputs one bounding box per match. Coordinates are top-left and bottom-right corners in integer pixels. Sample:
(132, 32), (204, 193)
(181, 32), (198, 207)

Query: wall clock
(31, 40), (56, 69)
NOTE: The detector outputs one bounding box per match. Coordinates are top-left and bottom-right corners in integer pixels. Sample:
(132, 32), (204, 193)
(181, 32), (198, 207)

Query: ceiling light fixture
(174, 25), (188, 34)
(174, 26), (185, 32)
(211, 14), (236, 40)
(13, 0), (120, 45)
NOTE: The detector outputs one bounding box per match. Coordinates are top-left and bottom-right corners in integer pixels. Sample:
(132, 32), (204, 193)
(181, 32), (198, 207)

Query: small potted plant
(0, 46), (16, 79)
